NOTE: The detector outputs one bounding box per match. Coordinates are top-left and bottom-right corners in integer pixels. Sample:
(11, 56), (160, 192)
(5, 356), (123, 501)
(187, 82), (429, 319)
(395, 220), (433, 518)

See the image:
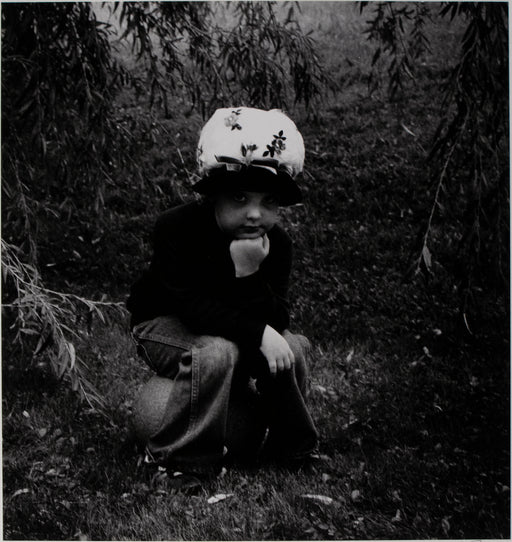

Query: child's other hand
(230, 234), (270, 277)
(260, 325), (294, 375)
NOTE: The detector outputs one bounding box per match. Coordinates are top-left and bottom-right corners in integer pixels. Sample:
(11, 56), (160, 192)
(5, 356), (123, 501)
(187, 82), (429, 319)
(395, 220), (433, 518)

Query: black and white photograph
(2, 1), (509, 540)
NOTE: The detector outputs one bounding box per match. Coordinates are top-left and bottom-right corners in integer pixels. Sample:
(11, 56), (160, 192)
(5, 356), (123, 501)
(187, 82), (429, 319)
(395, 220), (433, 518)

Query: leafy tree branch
(362, 2), (509, 318)
(2, 1), (330, 403)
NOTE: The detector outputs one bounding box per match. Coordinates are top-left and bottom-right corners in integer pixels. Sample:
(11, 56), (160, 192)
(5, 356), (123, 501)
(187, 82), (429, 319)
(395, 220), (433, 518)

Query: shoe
(263, 450), (328, 473)
(286, 452), (329, 472)
(150, 469), (204, 494)
(165, 471), (204, 493)
(144, 460), (205, 494)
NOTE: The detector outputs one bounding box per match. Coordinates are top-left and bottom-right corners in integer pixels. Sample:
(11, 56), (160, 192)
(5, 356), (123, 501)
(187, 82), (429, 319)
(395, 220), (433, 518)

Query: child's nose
(246, 205), (262, 220)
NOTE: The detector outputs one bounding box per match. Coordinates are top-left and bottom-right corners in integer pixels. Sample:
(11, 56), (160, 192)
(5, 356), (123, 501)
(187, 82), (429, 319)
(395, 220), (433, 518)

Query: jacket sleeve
(150, 218), (291, 352)
(230, 233), (291, 333)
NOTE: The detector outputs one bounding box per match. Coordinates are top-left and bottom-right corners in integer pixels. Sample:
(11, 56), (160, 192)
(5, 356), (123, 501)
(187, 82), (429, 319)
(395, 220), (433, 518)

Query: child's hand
(260, 325), (295, 375)
(230, 234), (270, 277)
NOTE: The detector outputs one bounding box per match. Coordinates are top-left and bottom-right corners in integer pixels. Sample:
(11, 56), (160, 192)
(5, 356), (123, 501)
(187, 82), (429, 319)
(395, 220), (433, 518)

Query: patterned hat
(193, 107), (305, 205)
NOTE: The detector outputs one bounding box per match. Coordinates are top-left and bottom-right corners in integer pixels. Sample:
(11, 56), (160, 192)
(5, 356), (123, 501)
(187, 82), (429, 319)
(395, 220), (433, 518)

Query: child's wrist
(235, 266), (258, 278)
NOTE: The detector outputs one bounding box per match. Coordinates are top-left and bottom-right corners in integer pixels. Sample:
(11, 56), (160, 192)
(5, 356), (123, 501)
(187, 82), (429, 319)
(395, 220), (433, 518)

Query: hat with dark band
(194, 107), (305, 205)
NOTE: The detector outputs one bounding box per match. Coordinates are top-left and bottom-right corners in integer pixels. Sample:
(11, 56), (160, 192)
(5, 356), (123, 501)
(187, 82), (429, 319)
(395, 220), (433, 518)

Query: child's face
(214, 191), (280, 239)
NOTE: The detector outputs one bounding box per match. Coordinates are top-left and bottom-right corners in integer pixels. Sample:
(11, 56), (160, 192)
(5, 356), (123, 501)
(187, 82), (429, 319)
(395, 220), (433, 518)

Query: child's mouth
(237, 226), (264, 238)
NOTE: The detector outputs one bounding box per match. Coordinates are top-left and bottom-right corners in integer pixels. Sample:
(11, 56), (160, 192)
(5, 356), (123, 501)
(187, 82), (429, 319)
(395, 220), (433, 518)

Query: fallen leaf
(401, 123), (416, 137)
(207, 493), (233, 504)
(441, 517), (450, 536)
(422, 245), (432, 271)
(313, 384), (327, 394)
(309, 453), (332, 462)
(351, 489), (362, 502)
(321, 473), (332, 483)
(12, 488), (30, 498)
(301, 494), (334, 505)
(341, 417), (359, 430)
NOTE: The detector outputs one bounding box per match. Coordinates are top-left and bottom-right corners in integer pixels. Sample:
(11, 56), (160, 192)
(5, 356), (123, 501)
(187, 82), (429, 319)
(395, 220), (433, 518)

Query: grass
(2, 2), (510, 540)
(3, 315), (508, 539)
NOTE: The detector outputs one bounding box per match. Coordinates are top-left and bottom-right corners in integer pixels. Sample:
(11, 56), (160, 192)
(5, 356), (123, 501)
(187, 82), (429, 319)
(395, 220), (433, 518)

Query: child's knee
(196, 335), (240, 373)
(282, 331), (311, 390)
(283, 331), (311, 363)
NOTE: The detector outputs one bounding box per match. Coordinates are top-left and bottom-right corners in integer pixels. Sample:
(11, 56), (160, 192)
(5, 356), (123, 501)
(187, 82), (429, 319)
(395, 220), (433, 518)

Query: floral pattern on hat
(224, 109), (242, 131)
(197, 107), (305, 179)
(241, 143), (258, 157)
(263, 130), (287, 157)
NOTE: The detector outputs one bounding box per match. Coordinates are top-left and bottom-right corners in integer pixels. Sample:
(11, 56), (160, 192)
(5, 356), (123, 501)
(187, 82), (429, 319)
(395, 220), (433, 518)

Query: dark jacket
(127, 201), (292, 352)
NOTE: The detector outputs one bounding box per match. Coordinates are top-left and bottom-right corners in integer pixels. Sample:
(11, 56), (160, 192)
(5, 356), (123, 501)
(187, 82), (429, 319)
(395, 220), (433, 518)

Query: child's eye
(232, 193), (247, 203)
(264, 195), (279, 206)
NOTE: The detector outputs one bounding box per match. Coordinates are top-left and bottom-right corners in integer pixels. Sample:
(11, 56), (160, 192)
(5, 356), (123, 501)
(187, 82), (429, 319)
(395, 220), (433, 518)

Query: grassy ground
(3, 2), (509, 540)
(4, 312), (508, 540)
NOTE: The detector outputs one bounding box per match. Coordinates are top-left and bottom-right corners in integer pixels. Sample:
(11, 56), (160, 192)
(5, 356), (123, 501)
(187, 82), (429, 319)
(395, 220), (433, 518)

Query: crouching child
(127, 107), (318, 489)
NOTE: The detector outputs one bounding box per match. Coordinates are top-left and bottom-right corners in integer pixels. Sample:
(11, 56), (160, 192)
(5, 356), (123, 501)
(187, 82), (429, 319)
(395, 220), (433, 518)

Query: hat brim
(192, 166), (302, 206)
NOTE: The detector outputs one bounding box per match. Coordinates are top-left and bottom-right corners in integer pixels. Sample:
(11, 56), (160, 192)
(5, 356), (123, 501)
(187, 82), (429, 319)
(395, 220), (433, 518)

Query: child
(127, 107), (318, 487)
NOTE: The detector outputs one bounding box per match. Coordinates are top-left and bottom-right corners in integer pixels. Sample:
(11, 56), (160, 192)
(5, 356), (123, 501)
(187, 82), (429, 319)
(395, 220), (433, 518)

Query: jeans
(132, 315), (318, 471)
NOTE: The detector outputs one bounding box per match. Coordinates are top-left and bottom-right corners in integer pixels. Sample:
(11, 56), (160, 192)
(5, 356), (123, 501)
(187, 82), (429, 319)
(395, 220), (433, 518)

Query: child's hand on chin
(260, 324), (295, 375)
(230, 234), (269, 277)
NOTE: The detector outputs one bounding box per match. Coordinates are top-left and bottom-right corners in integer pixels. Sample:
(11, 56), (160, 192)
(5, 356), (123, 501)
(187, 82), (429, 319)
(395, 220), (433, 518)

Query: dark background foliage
(2, 1), (508, 386)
